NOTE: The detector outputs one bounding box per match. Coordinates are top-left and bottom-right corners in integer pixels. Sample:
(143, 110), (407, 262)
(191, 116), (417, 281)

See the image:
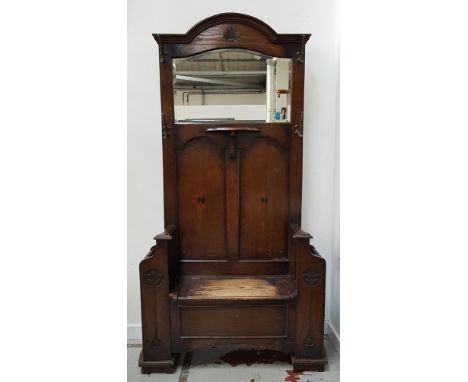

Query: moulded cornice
(152, 12), (310, 45)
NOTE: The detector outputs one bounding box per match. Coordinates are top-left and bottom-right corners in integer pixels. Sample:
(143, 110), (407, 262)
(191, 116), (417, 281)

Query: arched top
(179, 134), (225, 150)
(240, 134), (290, 151)
(153, 12), (310, 45)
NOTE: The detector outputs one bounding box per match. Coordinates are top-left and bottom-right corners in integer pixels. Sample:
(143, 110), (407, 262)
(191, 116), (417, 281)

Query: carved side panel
(294, 239), (326, 358)
(139, 241), (172, 361)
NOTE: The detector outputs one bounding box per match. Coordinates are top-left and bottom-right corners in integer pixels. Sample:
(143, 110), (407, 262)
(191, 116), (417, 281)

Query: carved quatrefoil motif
(144, 269), (163, 287)
(223, 25), (239, 41)
(302, 268), (321, 287)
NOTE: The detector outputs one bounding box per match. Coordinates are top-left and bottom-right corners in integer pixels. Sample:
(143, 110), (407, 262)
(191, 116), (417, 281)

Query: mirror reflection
(173, 49), (291, 123)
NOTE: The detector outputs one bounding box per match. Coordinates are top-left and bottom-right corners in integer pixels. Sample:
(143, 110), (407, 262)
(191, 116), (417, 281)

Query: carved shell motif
(302, 268), (321, 287)
(144, 269), (163, 287)
(223, 25), (239, 41)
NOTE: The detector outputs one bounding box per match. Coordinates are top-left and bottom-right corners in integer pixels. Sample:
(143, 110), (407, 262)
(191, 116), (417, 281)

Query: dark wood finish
(179, 305), (288, 337)
(291, 351), (327, 372)
(291, 224), (327, 369)
(239, 137), (290, 259)
(138, 352), (179, 374)
(176, 137), (227, 259)
(139, 225), (176, 369)
(139, 13), (326, 373)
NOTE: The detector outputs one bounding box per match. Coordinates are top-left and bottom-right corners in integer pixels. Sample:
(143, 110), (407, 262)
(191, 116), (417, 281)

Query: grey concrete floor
(127, 339), (339, 382)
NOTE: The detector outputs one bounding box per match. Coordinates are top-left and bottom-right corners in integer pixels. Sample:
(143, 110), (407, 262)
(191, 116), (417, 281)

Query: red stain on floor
(285, 370), (303, 382)
(219, 349), (291, 367)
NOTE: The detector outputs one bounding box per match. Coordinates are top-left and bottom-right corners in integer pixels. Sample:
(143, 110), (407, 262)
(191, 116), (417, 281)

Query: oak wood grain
(177, 275), (297, 301)
(139, 13), (326, 373)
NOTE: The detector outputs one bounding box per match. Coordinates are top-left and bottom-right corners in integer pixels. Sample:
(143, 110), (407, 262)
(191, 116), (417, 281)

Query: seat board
(176, 275), (297, 301)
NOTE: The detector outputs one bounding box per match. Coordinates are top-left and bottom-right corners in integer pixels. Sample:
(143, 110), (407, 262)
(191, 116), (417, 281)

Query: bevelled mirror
(173, 49), (292, 123)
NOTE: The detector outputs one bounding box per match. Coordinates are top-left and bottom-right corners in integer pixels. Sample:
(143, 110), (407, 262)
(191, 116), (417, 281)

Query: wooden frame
(139, 13), (326, 373)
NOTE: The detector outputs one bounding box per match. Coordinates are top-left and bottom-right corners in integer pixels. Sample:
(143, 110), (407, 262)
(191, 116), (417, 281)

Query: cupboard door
(177, 137), (227, 259)
(239, 137), (289, 259)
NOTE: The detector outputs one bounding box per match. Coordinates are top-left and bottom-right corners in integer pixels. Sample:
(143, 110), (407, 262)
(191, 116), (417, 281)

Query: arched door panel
(239, 138), (289, 260)
(177, 138), (227, 259)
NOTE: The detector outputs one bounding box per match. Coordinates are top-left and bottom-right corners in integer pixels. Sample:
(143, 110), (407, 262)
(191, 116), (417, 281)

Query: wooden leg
(139, 351), (179, 374)
(291, 347), (327, 372)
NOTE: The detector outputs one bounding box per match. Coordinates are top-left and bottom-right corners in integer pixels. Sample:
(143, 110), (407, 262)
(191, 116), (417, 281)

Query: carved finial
(223, 25), (239, 41)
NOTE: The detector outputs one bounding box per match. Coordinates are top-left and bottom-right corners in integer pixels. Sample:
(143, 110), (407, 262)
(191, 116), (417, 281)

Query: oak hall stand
(138, 13), (326, 373)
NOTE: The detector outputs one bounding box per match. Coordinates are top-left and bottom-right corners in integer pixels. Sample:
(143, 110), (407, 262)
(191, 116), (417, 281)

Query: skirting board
(327, 322), (340, 354)
(128, 324), (142, 343)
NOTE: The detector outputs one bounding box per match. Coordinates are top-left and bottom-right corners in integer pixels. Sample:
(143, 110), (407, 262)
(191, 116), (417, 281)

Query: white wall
(128, 0), (340, 344)
(329, 75), (340, 352)
(174, 92), (265, 106)
(175, 105), (266, 121)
